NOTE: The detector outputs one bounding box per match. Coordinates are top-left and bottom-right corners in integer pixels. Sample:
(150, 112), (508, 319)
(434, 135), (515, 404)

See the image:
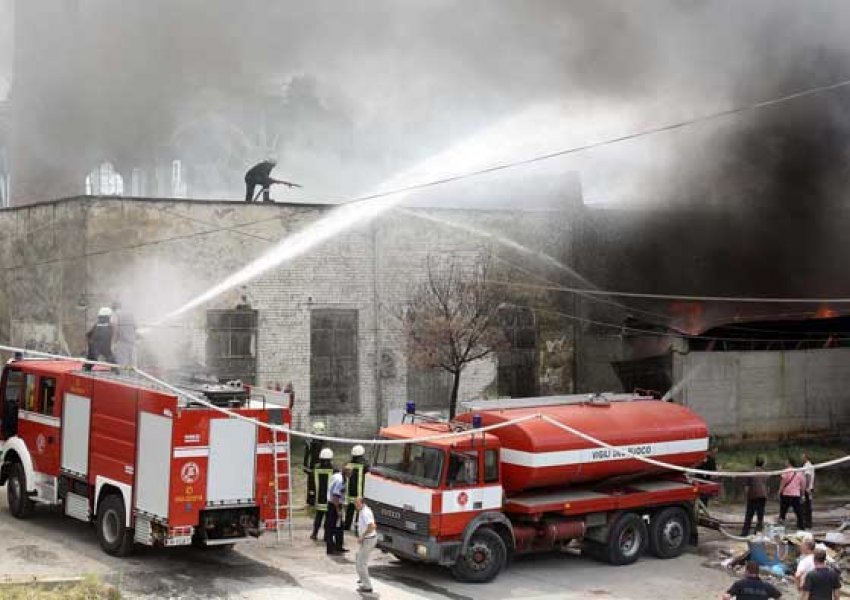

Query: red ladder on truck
(271, 427), (293, 541)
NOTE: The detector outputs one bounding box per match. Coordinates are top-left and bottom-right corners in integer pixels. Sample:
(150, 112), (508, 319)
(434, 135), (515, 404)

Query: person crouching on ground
(354, 497), (377, 594)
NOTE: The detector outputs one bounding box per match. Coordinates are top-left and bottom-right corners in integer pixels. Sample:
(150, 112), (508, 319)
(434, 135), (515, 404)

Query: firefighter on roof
(244, 159), (301, 202)
(310, 447), (334, 541)
(344, 444), (369, 531)
(303, 422), (325, 506)
(84, 307), (115, 371)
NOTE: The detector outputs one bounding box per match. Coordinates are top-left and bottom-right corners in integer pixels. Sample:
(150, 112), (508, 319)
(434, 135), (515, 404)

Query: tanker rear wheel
(450, 527), (506, 583)
(648, 507), (690, 559)
(605, 512), (647, 566)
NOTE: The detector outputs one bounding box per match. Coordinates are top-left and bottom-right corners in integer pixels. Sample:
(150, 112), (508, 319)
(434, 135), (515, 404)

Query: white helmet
(351, 445), (365, 457)
(312, 421), (326, 434)
(319, 448), (333, 460)
(98, 307), (113, 317)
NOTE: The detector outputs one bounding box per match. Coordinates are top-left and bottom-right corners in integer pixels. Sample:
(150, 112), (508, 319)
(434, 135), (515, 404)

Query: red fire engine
(0, 358), (291, 555)
(365, 394), (719, 582)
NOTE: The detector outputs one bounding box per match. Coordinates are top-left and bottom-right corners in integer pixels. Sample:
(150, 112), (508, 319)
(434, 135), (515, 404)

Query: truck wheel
(648, 507), (690, 559)
(605, 512), (647, 566)
(7, 462), (33, 519)
(96, 494), (134, 557)
(450, 528), (507, 583)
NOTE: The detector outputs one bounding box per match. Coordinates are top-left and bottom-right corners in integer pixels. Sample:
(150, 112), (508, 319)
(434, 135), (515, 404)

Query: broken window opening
(310, 309), (359, 415)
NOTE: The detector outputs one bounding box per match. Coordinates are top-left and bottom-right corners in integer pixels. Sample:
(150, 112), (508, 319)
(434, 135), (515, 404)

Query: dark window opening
(23, 374), (36, 412)
(206, 308), (258, 384)
(4, 370), (22, 405)
(39, 377), (56, 417)
(310, 309), (359, 415)
(484, 449), (499, 483)
(497, 306), (539, 398)
(447, 451), (479, 487)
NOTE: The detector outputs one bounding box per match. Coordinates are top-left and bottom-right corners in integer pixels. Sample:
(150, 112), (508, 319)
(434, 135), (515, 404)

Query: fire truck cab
(0, 358), (291, 556)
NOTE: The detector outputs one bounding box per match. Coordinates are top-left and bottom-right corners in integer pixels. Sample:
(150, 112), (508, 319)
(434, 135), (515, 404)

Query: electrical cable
(490, 280), (850, 305)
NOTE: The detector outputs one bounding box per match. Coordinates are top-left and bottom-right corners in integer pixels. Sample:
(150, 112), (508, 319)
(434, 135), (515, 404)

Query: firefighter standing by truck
(303, 422), (325, 507)
(344, 444), (369, 531)
(84, 307), (115, 371)
(310, 448), (334, 541)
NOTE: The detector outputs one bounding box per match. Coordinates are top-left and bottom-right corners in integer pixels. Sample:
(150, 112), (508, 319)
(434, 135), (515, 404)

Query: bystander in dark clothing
(723, 560), (782, 599)
(801, 549), (840, 600)
(698, 446), (719, 507)
(779, 458), (805, 531)
(326, 467), (351, 555)
(742, 457), (768, 536)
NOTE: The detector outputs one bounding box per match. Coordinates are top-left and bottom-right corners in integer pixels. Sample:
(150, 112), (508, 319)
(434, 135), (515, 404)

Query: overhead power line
(490, 280), (850, 305)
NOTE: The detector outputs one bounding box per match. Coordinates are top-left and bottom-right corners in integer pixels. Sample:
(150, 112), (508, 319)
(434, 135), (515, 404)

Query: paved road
(0, 492), (751, 600)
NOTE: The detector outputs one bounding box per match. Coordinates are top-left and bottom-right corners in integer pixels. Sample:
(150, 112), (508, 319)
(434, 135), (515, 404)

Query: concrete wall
(674, 349), (850, 440)
(0, 196), (574, 437)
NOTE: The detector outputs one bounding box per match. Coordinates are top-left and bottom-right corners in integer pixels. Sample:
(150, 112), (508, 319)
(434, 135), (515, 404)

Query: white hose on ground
(2, 343), (849, 477)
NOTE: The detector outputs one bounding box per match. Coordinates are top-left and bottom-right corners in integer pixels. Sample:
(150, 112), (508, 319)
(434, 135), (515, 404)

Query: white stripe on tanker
(500, 438), (708, 468)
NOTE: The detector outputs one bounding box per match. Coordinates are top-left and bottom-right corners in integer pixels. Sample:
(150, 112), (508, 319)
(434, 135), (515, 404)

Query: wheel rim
(9, 476), (20, 508)
(468, 542), (493, 571)
(662, 519), (684, 549)
(619, 525), (640, 557)
(103, 509), (120, 545)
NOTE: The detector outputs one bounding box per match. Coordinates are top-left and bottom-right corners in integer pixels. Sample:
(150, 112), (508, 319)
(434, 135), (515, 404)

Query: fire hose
(2, 343), (850, 480)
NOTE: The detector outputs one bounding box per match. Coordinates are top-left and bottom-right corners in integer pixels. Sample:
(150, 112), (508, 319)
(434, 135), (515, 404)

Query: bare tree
(401, 252), (507, 419)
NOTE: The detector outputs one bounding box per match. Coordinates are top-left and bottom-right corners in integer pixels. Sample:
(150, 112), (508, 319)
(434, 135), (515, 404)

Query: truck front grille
(368, 499), (430, 538)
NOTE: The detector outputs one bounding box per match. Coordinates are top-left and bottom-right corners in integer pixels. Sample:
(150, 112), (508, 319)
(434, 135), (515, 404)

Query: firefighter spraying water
(244, 159), (302, 202)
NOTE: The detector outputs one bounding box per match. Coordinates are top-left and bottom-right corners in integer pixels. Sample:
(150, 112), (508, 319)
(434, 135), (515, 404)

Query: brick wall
(0, 197), (574, 437)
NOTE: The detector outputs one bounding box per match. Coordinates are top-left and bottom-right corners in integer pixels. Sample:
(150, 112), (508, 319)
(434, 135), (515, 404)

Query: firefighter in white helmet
(84, 307), (115, 371)
(344, 444), (370, 531)
(310, 447), (334, 541)
(303, 422), (325, 506)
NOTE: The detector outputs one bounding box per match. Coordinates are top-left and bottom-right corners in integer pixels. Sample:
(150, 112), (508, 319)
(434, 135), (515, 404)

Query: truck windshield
(372, 442), (444, 489)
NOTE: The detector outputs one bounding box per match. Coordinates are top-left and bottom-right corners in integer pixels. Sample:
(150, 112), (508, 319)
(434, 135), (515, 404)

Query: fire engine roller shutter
(207, 418), (256, 504)
(61, 394), (91, 476)
(135, 412), (173, 518)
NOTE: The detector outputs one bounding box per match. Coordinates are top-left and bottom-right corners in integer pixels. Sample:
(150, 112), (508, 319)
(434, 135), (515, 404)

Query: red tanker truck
(364, 394), (719, 582)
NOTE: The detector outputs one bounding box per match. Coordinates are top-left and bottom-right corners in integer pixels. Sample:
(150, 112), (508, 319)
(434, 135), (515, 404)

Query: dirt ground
(1, 491), (825, 600)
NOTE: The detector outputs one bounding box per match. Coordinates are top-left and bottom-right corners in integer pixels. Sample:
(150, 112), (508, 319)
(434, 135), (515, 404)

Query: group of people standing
(740, 453), (816, 536)
(303, 423), (376, 594)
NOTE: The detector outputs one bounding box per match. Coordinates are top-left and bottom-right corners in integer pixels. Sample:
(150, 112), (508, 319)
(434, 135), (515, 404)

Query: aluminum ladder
(271, 427), (293, 542)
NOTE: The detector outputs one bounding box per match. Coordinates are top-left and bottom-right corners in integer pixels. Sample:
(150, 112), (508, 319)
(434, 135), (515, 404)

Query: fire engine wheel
(648, 507), (690, 559)
(96, 494), (134, 557)
(450, 527), (507, 583)
(605, 512), (647, 566)
(7, 462), (34, 519)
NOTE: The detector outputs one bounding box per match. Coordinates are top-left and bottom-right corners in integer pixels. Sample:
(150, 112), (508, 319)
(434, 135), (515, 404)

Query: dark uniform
(84, 315), (115, 371)
(303, 438), (322, 505)
(344, 456), (369, 530)
(244, 160), (277, 202)
(310, 459), (333, 540)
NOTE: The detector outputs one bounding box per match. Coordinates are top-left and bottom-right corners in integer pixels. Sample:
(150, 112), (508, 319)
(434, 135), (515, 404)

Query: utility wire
(490, 280), (850, 305)
(337, 76), (850, 206)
